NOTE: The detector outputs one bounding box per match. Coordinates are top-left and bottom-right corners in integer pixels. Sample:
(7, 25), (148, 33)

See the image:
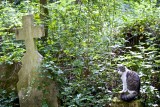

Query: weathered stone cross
(16, 15), (44, 53)
(15, 14), (58, 107)
(16, 14), (45, 107)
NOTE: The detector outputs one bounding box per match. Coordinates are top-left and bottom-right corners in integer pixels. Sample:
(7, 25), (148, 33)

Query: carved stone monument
(16, 15), (58, 107)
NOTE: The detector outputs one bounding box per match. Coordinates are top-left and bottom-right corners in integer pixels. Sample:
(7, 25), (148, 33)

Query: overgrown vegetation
(0, 0), (160, 106)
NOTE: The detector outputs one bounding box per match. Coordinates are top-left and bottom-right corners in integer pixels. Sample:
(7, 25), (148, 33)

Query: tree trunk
(40, 0), (49, 40)
(156, 0), (160, 7)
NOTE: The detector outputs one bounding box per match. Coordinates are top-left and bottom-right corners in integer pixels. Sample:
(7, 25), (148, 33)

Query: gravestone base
(18, 88), (43, 107)
(41, 80), (58, 107)
(18, 76), (58, 107)
(111, 97), (143, 107)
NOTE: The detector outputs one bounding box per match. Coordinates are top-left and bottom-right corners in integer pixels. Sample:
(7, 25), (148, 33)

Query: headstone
(0, 63), (20, 106)
(15, 14), (58, 107)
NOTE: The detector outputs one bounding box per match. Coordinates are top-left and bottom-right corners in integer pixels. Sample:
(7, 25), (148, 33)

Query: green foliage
(114, 4), (160, 106)
(60, 75), (111, 107)
(0, 0), (160, 106)
(0, 2), (24, 64)
(0, 89), (18, 107)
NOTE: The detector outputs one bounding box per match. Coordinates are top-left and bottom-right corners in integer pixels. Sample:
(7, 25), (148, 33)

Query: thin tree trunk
(156, 0), (160, 7)
(40, 0), (49, 40)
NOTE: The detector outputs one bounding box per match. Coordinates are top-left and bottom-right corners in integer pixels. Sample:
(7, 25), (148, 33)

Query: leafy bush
(0, 0), (160, 107)
(114, 5), (160, 106)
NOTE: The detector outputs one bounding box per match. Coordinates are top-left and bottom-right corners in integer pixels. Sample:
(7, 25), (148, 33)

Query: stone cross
(16, 14), (44, 107)
(16, 15), (44, 52)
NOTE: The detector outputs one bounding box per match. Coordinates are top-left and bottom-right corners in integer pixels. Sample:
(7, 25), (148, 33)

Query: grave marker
(16, 14), (44, 107)
(16, 14), (58, 107)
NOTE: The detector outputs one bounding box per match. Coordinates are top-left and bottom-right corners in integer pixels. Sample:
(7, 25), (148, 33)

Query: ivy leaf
(134, 55), (143, 59)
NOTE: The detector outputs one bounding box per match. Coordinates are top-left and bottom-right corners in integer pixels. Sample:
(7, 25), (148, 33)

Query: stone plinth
(111, 97), (143, 107)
